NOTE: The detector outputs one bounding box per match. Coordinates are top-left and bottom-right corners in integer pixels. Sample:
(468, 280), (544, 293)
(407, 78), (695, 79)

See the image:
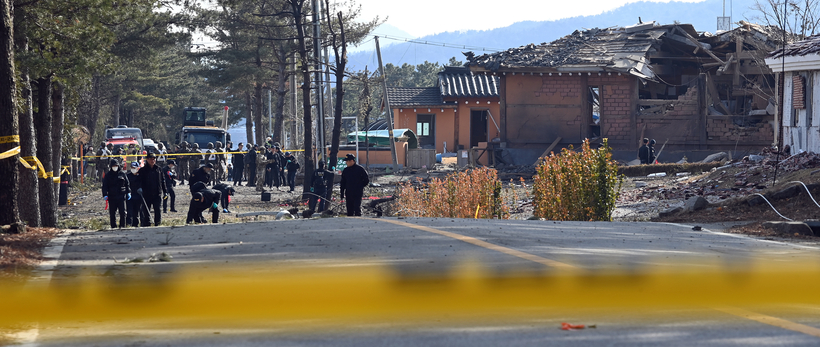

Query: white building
(766, 36), (820, 154)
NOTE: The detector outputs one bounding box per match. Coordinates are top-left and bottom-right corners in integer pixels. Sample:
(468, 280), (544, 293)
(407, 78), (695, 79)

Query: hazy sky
(356, 0), (705, 37)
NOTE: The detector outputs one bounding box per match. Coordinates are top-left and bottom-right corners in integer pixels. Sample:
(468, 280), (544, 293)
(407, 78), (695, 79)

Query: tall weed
(396, 167), (508, 219)
(532, 139), (622, 221)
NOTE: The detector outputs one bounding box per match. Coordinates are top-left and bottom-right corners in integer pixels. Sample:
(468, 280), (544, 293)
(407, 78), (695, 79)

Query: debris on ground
(0, 227), (60, 279)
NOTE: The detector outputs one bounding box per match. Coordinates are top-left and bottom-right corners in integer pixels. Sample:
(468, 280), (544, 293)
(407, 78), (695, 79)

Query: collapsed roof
(465, 21), (785, 82)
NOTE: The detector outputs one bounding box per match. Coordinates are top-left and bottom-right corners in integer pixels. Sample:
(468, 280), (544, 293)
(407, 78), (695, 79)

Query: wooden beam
(734, 36), (743, 87)
(534, 137), (562, 166)
(706, 73), (732, 115)
(674, 26), (724, 65)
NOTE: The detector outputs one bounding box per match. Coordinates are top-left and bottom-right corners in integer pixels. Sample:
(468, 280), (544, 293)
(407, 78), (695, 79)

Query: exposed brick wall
(793, 74), (806, 109)
(589, 74), (633, 142)
(663, 87), (699, 117)
(706, 118), (774, 143)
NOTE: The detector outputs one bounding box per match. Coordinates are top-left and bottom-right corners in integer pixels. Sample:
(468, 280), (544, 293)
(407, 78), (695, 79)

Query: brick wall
(793, 74), (805, 109)
(590, 74), (633, 143)
(706, 118), (774, 144)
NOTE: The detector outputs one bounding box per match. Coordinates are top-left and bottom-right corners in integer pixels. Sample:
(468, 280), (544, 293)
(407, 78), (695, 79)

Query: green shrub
(532, 139), (623, 221)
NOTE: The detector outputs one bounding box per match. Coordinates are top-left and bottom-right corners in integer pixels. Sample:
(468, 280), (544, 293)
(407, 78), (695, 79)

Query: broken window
(588, 86), (601, 137)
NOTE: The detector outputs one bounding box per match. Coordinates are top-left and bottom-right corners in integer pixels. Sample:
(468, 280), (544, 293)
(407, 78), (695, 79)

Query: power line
(371, 33), (502, 53)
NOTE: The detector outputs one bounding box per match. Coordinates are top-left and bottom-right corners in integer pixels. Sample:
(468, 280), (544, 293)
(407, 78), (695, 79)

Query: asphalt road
(13, 218), (820, 346)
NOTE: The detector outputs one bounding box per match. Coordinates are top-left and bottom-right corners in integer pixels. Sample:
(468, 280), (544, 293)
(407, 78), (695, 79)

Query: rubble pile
(618, 150), (820, 211)
(466, 28), (603, 71)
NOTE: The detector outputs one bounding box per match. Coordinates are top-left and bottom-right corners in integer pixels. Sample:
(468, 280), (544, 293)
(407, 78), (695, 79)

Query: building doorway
(470, 110), (488, 148)
(416, 114), (435, 149)
(588, 86), (601, 138)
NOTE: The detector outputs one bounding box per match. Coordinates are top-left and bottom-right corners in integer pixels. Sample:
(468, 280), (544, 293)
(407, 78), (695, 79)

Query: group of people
(101, 153), (174, 229)
(638, 138), (658, 165)
(97, 136), (372, 227)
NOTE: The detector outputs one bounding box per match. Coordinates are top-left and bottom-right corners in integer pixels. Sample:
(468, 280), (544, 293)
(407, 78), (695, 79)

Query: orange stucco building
(388, 67), (501, 155)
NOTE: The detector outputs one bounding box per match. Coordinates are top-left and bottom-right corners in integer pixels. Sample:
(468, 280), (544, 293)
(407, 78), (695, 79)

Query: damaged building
(765, 35), (820, 154)
(463, 21), (784, 164)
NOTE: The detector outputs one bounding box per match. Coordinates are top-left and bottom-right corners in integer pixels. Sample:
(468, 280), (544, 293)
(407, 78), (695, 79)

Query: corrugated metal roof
(438, 66), (500, 97)
(386, 87), (444, 107)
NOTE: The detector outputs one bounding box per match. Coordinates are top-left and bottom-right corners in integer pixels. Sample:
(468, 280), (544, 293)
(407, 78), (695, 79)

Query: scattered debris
(561, 322), (596, 331)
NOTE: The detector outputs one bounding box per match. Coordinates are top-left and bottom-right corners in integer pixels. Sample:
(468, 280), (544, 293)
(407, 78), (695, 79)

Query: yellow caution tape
(21, 156), (47, 179)
(0, 146), (20, 160)
(52, 176), (60, 183)
(60, 165), (70, 176)
(4, 259), (820, 326)
(77, 149), (305, 159)
(0, 135), (20, 144)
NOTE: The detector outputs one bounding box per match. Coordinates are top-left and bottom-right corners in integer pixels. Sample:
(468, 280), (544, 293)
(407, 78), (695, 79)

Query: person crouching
(187, 181), (221, 224)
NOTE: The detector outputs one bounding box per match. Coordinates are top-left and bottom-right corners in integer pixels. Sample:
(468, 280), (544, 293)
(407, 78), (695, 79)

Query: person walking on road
(339, 154), (369, 217)
(102, 159), (130, 229)
(137, 152), (167, 226)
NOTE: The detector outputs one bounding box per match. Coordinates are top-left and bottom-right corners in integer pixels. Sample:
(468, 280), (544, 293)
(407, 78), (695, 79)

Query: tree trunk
(18, 68), (39, 227)
(273, 49), (287, 146)
(0, 0), (21, 232)
(290, 0), (314, 198)
(245, 91), (254, 146)
(36, 76), (56, 227)
(52, 81), (64, 206)
(325, 10), (348, 211)
(113, 93), (121, 126)
(254, 83), (264, 145)
(87, 75), (101, 141)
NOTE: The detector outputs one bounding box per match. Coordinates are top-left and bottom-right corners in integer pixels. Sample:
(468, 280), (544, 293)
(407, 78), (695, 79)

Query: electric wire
(752, 193), (793, 221)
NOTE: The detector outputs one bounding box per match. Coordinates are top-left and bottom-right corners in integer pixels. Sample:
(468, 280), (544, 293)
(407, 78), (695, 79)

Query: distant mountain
(347, 0), (760, 70)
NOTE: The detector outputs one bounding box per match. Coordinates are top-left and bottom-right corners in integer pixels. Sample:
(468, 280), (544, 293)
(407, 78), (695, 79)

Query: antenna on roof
(638, 17), (642, 24)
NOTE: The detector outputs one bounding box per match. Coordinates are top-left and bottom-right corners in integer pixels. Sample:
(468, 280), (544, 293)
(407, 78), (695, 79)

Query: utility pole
(375, 36), (399, 171)
(312, 0), (325, 166)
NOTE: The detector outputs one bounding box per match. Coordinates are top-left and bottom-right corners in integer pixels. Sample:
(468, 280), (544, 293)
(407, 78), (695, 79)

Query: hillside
(348, 0), (761, 70)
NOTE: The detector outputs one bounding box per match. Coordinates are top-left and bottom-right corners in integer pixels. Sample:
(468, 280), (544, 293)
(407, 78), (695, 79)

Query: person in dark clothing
(246, 144), (257, 187)
(232, 143), (244, 185)
(126, 162), (143, 227)
(285, 152), (300, 192)
(187, 182), (221, 224)
(137, 153), (167, 227)
(162, 160), (178, 213)
(648, 139), (657, 164)
(638, 138), (650, 165)
(264, 146), (279, 188)
(189, 163), (213, 191)
(339, 154), (369, 217)
(309, 160), (330, 212)
(102, 159), (130, 228)
(212, 182), (236, 213)
(276, 147), (287, 187)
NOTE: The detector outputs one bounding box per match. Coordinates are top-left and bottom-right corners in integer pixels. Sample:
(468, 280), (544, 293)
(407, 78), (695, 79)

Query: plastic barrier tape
(0, 146), (20, 160)
(5, 260), (820, 326)
(0, 135), (20, 144)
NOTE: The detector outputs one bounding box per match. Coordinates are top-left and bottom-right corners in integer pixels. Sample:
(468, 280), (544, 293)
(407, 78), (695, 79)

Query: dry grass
(0, 227), (59, 280)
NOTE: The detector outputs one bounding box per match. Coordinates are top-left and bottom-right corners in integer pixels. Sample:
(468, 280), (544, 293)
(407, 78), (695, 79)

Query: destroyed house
(766, 35), (820, 154)
(465, 21), (782, 163)
(387, 66), (501, 156)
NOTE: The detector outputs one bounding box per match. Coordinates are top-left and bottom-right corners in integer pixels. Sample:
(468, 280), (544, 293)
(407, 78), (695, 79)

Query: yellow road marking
(716, 306), (820, 338)
(378, 218), (579, 270)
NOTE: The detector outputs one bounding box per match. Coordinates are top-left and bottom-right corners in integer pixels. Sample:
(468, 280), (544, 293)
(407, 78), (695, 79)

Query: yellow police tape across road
(76, 149), (306, 159)
(4, 260), (820, 327)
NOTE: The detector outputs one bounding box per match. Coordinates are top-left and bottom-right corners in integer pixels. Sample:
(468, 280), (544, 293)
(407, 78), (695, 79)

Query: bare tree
(753, 0), (820, 38)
